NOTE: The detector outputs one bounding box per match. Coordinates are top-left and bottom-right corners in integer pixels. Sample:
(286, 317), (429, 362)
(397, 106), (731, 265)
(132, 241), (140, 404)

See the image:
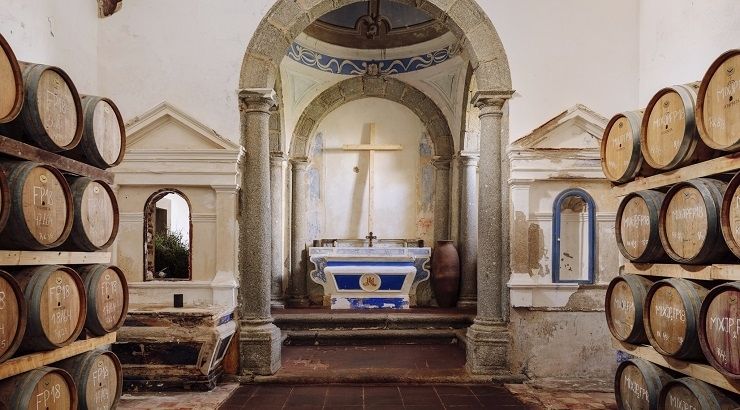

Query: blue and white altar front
(308, 246), (431, 309)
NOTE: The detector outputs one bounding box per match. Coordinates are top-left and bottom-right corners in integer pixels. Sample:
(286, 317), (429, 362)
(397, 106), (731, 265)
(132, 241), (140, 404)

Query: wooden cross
(342, 123), (403, 236)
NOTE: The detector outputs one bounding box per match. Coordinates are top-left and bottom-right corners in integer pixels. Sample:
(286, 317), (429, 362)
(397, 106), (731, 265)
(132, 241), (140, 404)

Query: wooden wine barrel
(0, 366), (77, 410)
(616, 190), (668, 262)
(60, 177), (119, 251)
(0, 269), (26, 362)
(56, 350), (122, 410)
(606, 274), (653, 344)
(77, 264), (128, 336)
(0, 160), (73, 250)
(0, 62), (83, 152)
(601, 110), (654, 183)
(641, 82), (714, 170)
(0, 166), (10, 238)
(615, 358), (673, 410)
(0, 33), (23, 124)
(699, 281), (740, 380)
(643, 278), (708, 359)
(696, 49), (740, 151)
(659, 377), (740, 410)
(720, 171), (740, 258)
(13, 265), (86, 352)
(64, 95), (125, 169)
(659, 178), (734, 264)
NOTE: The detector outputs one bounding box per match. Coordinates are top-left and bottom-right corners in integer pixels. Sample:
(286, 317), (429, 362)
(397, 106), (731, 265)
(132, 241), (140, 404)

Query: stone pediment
(125, 102), (239, 152)
(511, 104), (607, 152)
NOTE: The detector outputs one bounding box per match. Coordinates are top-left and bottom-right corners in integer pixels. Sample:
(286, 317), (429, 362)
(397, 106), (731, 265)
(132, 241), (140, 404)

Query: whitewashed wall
(638, 0), (740, 105)
(0, 0), (99, 93)
(5, 1), (739, 142)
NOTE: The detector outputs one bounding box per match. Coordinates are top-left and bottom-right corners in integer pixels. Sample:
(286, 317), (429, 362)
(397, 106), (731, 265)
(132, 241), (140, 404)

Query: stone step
(273, 310), (474, 331)
(283, 329), (466, 346)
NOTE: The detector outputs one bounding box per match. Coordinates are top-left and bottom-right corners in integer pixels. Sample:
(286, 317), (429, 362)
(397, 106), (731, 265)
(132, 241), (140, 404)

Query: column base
(457, 298), (477, 309)
(239, 320), (282, 376)
(465, 319), (511, 375)
(286, 295), (310, 307)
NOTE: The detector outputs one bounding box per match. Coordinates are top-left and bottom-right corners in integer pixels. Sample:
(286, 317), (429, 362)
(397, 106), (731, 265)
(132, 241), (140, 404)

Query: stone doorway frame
(237, 0), (514, 378)
(283, 76), (454, 307)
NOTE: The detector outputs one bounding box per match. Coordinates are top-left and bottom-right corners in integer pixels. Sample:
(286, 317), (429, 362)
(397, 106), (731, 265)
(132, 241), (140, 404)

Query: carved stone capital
(290, 157), (309, 171)
(239, 88), (277, 113)
(270, 151), (287, 166)
(459, 152), (480, 167)
(472, 90), (514, 119)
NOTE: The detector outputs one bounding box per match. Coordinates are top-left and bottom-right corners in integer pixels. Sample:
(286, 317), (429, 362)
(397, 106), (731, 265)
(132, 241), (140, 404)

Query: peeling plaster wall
(1, 0), (99, 93)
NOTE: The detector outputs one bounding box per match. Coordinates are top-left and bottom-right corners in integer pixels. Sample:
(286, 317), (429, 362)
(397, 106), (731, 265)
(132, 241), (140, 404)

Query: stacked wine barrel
(605, 49), (740, 409)
(0, 33), (126, 409)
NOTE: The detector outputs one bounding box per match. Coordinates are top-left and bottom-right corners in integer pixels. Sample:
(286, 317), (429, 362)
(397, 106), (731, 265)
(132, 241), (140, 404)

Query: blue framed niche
(551, 188), (596, 284)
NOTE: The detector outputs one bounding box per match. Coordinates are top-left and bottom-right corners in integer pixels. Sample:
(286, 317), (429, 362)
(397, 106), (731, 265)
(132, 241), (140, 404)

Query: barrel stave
(659, 377), (740, 410)
(64, 95), (125, 169)
(55, 350), (122, 410)
(616, 190), (668, 262)
(0, 269), (26, 362)
(0, 33), (23, 124)
(606, 274), (653, 344)
(12, 265), (86, 352)
(659, 178), (735, 264)
(601, 110), (653, 183)
(0, 160), (73, 250)
(0, 366), (77, 410)
(77, 264), (129, 336)
(0, 62), (83, 152)
(615, 358), (673, 410)
(59, 176), (119, 252)
(699, 281), (740, 380)
(696, 49), (740, 151)
(643, 278), (708, 360)
(641, 83), (715, 171)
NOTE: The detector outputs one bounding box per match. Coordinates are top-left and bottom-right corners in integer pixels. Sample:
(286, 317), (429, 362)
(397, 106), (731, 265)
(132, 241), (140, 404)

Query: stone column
(432, 157), (451, 243)
(457, 153), (479, 308)
(466, 90), (513, 375)
(288, 157), (309, 306)
(270, 152), (286, 308)
(237, 89), (281, 375)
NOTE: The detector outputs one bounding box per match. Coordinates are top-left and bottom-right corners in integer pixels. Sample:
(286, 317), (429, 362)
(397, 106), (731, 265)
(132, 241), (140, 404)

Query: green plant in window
(154, 230), (189, 279)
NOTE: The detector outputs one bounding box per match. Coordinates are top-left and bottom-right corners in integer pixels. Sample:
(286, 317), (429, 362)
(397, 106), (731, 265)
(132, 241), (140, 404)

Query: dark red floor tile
(434, 385), (473, 395)
(325, 386), (364, 406)
(363, 386), (403, 405)
(468, 385), (509, 396)
(475, 394), (524, 407)
(438, 394), (483, 407)
(398, 386), (441, 405)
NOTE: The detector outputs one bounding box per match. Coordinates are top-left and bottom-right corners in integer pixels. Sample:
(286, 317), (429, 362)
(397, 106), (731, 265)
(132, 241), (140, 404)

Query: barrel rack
(0, 134), (114, 184)
(612, 155), (740, 396)
(0, 139), (117, 382)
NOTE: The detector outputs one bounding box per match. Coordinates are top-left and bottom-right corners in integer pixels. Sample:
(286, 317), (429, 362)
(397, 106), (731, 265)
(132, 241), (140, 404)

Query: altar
(308, 243), (431, 309)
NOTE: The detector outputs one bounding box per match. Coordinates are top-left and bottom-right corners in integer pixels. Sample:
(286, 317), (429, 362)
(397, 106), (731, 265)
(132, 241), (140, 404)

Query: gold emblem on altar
(359, 273), (381, 292)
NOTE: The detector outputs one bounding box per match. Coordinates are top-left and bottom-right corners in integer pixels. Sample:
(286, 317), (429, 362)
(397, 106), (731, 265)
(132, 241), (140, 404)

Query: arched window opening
(144, 189), (192, 281)
(552, 188), (596, 284)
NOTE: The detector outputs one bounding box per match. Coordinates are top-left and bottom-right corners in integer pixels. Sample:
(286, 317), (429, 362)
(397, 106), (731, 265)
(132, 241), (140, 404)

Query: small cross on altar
(342, 123), (403, 235)
(365, 231), (377, 247)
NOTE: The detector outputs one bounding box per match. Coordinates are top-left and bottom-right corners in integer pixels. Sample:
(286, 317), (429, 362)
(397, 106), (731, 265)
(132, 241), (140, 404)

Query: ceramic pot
(431, 240), (460, 308)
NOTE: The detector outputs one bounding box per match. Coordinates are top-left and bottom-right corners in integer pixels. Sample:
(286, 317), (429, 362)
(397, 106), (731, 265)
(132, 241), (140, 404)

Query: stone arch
(290, 76), (453, 159)
(239, 0), (512, 93)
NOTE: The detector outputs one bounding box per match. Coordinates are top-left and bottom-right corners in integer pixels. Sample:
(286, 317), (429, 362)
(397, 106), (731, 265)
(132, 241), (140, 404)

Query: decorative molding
(286, 42), (457, 76)
(119, 212), (144, 223)
(511, 104), (608, 150)
(125, 101), (240, 151)
(191, 213), (217, 223)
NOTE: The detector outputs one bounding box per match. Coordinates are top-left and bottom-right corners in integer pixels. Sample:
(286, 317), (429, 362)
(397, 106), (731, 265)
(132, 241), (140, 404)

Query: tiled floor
(219, 384), (532, 409)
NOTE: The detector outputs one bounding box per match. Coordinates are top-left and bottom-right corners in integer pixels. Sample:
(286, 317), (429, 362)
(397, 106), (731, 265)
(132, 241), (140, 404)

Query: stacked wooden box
(0, 33), (129, 409)
(602, 49), (740, 409)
